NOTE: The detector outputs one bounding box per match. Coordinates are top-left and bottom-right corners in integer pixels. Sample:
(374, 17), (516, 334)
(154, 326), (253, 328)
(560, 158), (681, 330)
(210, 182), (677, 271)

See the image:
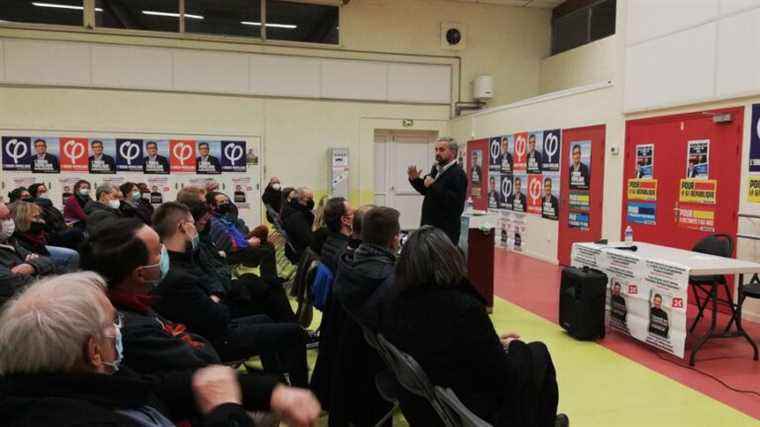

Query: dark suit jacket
(569, 162), (590, 189)
(507, 193), (527, 212)
(541, 195), (559, 219)
(409, 162), (467, 244)
(88, 154), (116, 174)
(31, 153), (59, 173)
(197, 156), (222, 174)
(143, 155), (170, 174)
(527, 151), (543, 173)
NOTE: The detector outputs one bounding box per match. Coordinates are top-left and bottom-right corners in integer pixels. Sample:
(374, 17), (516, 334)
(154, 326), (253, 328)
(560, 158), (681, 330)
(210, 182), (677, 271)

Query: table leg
(690, 285), (719, 366)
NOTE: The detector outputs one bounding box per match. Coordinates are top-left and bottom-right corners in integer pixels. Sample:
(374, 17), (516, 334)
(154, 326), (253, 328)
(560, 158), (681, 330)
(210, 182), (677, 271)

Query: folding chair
(434, 387), (493, 427)
(688, 234), (734, 333)
(376, 334), (458, 427)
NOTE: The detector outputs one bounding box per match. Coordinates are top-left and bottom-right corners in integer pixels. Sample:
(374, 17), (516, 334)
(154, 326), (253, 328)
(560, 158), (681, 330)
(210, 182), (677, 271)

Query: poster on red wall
(170, 140), (197, 173)
(513, 132), (528, 172)
(467, 139), (489, 211)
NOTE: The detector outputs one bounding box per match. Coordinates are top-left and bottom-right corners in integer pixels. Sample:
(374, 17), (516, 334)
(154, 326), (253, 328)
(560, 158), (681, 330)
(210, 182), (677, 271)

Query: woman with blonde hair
(310, 194), (330, 254)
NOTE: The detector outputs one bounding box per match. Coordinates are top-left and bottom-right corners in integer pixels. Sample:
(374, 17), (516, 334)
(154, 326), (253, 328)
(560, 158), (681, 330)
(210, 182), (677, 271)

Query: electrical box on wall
(329, 147), (349, 198)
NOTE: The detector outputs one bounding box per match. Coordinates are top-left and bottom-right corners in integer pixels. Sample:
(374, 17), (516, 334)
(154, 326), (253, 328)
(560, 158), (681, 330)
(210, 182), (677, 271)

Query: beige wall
(539, 36), (617, 94)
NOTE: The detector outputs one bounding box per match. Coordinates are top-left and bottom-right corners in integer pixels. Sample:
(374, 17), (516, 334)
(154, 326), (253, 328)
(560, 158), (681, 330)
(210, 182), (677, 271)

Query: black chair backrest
(434, 387), (493, 427)
(692, 233), (733, 258)
(376, 334), (457, 427)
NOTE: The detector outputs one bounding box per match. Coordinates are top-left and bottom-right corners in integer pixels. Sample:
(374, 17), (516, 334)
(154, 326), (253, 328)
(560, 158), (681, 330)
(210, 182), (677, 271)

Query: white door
(374, 130), (437, 230)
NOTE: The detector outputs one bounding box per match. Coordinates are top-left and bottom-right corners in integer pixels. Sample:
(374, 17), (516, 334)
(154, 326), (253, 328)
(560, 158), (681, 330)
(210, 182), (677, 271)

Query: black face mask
(29, 221), (45, 234)
(216, 203), (234, 215)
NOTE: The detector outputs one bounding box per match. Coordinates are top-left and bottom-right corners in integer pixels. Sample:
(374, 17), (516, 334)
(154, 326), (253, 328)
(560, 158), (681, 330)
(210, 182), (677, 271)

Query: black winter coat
(281, 201), (315, 263)
(320, 231), (349, 274)
(409, 163), (467, 244)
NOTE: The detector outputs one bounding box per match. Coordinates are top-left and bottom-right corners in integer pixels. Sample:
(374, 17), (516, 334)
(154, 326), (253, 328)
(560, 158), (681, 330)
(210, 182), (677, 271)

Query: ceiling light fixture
(241, 21), (297, 29)
(32, 2), (102, 12)
(142, 10), (204, 20)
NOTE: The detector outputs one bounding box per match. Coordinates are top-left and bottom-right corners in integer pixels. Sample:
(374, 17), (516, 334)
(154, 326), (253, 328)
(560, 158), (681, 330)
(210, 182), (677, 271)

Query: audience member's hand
(270, 385), (321, 427)
(25, 254), (38, 261)
(248, 236), (261, 247)
(500, 332), (520, 347)
(192, 365), (242, 415)
(11, 263), (35, 276)
(407, 165), (421, 180)
(210, 295), (222, 304)
(423, 176), (434, 188)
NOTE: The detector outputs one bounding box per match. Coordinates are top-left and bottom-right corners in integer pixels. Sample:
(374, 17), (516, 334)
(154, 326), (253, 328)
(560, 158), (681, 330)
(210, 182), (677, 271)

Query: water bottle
(624, 225), (633, 245)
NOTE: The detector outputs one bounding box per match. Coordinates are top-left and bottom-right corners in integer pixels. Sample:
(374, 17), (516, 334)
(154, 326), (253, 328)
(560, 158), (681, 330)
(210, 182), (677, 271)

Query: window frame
(551, 0), (615, 56)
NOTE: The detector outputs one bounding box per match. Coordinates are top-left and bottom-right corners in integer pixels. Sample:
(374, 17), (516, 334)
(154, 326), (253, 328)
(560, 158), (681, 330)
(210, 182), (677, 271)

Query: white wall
(539, 36), (617, 94)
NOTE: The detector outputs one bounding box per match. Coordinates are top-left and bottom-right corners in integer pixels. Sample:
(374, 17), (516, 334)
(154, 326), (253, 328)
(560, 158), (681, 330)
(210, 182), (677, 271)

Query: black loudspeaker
(559, 266), (607, 340)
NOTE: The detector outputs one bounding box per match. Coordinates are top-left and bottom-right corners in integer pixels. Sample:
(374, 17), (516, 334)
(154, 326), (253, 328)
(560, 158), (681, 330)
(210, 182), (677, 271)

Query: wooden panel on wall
(173, 50), (249, 94)
(92, 45), (173, 90)
(249, 54), (321, 98)
(387, 63), (450, 104)
(321, 59), (388, 101)
(4, 39), (91, 86)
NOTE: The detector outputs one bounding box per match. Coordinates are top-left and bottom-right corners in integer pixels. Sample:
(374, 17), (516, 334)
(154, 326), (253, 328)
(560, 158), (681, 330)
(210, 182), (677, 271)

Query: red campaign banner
(513, 132), (528, 172)
(170, 140), (197, 173)
(527, 174), (543, 214)
(59, 137), (88, 172)
(467, 138), (489, 211)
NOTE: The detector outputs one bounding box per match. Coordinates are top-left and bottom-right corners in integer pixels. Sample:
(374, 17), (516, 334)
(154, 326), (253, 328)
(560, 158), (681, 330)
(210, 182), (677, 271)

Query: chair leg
(689, 285), (708, 333)
(374, 404), (396, 427)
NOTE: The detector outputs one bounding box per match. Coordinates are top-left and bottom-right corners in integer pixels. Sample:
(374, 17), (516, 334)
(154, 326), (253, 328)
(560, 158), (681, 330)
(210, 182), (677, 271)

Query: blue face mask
(159, 245), (170, 281)
(103, 323), (124, 373)
(191, 234), (200, 251)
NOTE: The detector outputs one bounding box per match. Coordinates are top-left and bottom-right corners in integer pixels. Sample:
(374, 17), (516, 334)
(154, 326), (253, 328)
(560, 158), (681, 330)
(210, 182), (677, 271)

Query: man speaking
(407, 137), (467, 244)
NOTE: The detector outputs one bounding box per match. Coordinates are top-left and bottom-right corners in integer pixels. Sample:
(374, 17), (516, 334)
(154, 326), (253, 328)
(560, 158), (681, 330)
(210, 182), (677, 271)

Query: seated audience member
(205, 191), (278, 280)
(262, 176), (283, 222)
(380, 226), (561, 427)
(346, 204), (375, 252)
(63, 179), (91, 227)
(281, 187), (316, 264)
(27, 183), (84, 250)
(185, 200), (297, 324)
(10, 201), (79, 272)
(281, 187), (296, 211)
(0, 202), (57, 306)
(320, 197), (355, 274)
(8, 187), (31, 203)
(119, 182), (153, 225)
(152, 202), (309, 387)
(136, 182), (155, 218)
(0, 272), (321, 427)
(85, 183), (124, 234)
(177, 185), (206, 205)
(310, 195), (330, 256)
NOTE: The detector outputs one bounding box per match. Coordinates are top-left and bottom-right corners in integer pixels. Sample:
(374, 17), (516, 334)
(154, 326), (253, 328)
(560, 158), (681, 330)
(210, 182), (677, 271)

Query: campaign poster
(499, 135), (513, 174)
(186, 176), (220, 192)
(246, 144), (259, 166)
(568, 190), (590, 212)
(221, 140), (247, 173)
(677, 207), (715, 232)
(170, 140), (197, 173)
(608, 278), (631, 333)
(88, 139), (117, 175)
(499, 173), (513, 210)
(526, 174), (543, 215)
(231, 176), (254, 209)
(196, 140), (222, 175)
(627, 179), (657, 201)
(2, 136), (32, 171)
(143, 140), (170, 175)
(470, 149), (484, 197)
(508, 174), (527, 213)
(679, 179), (717, 204)
(750, 104), (760, 173)
(489, 137), (501, 173)
(526, 131), (544, 174)
(512, 212), (527, 252)
(749, 177), (760, 203)
(58, 176), (86, 208)
(541, 173), (559, 220)
(512, 132), (528, 172)
(568, 140), (591, 190)
(569, 211), (590, 230)
(627, 202), (656, 225)
(497, 214), (509, 249)
(635, 144), (654, 178)
(146, 176), (170, 205)
(59, 137), (89, 173)
(115, 139), (144, 172)
(488, 172), (502, 210)
(542, 129), (561, 172)
(30, 137), (60, 174)
(686, 140), (709, 179)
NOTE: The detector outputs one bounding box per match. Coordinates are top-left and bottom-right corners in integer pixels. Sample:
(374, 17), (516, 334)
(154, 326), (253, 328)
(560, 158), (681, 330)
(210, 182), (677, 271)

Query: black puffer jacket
(320, 231), (349, 274)
(333, 243), (395, 327)
(281, 201), (315, 263)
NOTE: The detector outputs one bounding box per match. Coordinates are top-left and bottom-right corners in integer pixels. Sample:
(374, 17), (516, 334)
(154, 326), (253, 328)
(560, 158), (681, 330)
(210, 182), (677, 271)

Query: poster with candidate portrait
(2, 137), (32, 171)
(488, 137), (502, 174)
(170, 140), (197, 173)
(512, 132), (528, 172)
(116, 139), (144, 172)
(59, 137), (89, 173)
(231, 176), (254, 208)
(686, 140), (709, 179)
(568, 140), (591, 190)
(221, 140), (247, 173)
(750, 104), (760, 173)
(143, 140), (170, 175)
(488, 172), (501, 210)
(526, 132), (544, 174)
(542, 129), (561, 172)
(499, 135), (514, 174)
(146, 176), (170, 205)
(88, 139), (117, 175)
(58, 176), (86, 208)
(635, 144), (654, 179)
(30, 137), (60, 174)
(196, 140), (222, 175)
(508, 173), (528, 213)
(526, 174), (543, 215)
(541, 173), (560, 220)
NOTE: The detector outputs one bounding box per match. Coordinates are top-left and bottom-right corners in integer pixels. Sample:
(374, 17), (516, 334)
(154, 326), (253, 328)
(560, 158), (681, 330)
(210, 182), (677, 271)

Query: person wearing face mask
(152, 202), (309, 387)
(119, 182), (153, 226)
(310, 206), (398, 425)
(319, 197), (355, 274)
(10, 201), (79, 272)
(85, 183), (124, 235)
(8, 187), (32, 203)
(281, 187), (316, 264)
(0, 272), (321, 427)
(262, 177), (283, 223)
(63, 179), (91, 228)
(26, 182), (85, 251)
(0, 202), (57, 306)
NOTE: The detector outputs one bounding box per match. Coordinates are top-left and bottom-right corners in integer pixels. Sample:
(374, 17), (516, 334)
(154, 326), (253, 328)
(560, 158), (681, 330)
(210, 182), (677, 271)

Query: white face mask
(271, 183), (281, 191)
(79, 188), (90, 196)
(37, 193), (49, 200)
(108, 199), (121, 210)
(0, 219), (15, 241)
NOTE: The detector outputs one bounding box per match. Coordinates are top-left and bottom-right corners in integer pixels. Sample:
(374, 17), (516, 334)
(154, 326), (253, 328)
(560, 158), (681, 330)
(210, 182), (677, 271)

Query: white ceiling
(449, 0), (564, 8)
